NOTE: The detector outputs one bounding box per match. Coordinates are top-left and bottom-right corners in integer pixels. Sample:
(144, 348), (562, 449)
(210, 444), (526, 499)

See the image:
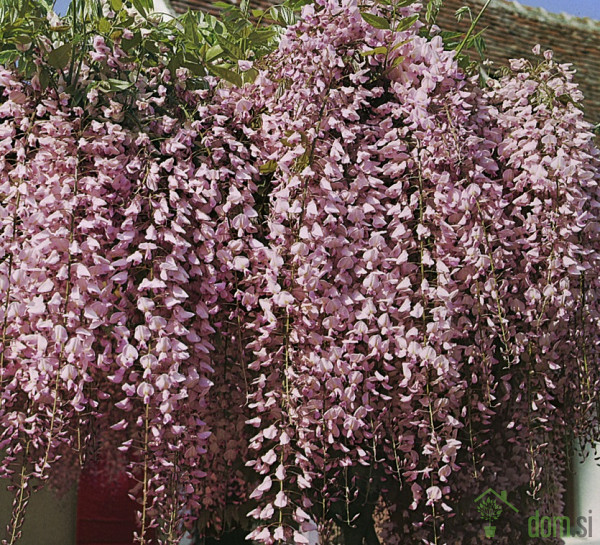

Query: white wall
(152, 0), (177, 17)
(564, 442), (600, 544)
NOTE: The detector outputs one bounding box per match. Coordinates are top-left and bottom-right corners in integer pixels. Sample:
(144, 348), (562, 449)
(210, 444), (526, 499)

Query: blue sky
(53, 0), (71, 15)
(53, 0), (600, 19)
(511, 0), (600, 19)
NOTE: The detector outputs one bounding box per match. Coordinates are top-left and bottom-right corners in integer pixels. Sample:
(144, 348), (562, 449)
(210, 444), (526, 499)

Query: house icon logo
(474, 488), (519, 538)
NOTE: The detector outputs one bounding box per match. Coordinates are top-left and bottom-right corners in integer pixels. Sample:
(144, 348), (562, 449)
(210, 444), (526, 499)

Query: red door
(76, 463), (141, 545)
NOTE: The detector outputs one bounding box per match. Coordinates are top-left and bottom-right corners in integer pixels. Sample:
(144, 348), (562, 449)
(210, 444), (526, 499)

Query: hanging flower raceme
(217, 1), (600, 543)
(0, 46), (233, 544)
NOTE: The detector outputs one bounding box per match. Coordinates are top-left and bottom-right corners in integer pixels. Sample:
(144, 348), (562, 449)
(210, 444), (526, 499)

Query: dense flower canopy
(0, 0), (599, 544)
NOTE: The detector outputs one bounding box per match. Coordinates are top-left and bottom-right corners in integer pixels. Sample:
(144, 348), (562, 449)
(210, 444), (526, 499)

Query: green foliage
(359, 0), (420, 33)
(1, 0), (496, 102)
(0, 0), (303, 105)
(0, 0), (54, 78)
(356, 0), (488, 75)
(361, 12), (390, 30)
(356, 0), (490, 80)
(202, 0), (310, 84)
(426, 0), (491, 76)
(0, 0), (499, 125)
(424, 0), (443, 24)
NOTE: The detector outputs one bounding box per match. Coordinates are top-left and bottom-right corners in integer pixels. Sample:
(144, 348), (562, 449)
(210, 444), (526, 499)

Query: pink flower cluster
(0, 0), (599, 543)
(0, 58), (226, 541)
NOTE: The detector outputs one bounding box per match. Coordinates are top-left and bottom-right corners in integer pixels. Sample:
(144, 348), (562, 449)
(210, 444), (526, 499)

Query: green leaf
(98, 17), (111, 33)
(47, 43), (71, 70)
(259, 160), (277, 174)
(221, 15), (251, 37)
(242, 67), (258, 84)
(213, 21), (225, 35)
(48, 23), (71, 32)
(168, 52), (183, 76)
(119, 13), (135, 27)
(360, 46), (387, 57)
(360, 12), (390, 30)
(38, 67), (50, 90)
(12, 35), (31, 45)
(186, 15), (202, 40)
(455, 6), (470, 22)
(271, 5), (295, 25)
(0, 50), (18, 66)
(215, 34), (244, 61)
(205, 44), (223, 62)
(390, 38), (409, 52)
(100, 78), (133, 92)
(121, 31), (142, 51)
(394, 14), (418, 32)
(22, 59), (35, 79)
(110, 0), (123, 11)
(473, 32), (486, 58)
(208, 64), (242, 86)
(285, 0), (311, 9)
(440, 30), (463, 41)
(131, 0), (147, 17)
(478, 65), (489, 87)
(390, 55), (405, 68)
(144, 39), (159, 54)
(181, 59), (205, 76)
(251, 8), (265, 17)
(71, 87), (86, 107)
(425, 0), (442, 24)
(247, 28), (277, 46)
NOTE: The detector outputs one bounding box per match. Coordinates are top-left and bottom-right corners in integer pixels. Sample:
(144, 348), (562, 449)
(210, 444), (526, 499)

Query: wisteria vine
(0, 0), (599, 544)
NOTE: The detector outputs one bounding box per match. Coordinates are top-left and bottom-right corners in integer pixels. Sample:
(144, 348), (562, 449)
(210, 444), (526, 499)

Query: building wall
(0, 482), (77, 545)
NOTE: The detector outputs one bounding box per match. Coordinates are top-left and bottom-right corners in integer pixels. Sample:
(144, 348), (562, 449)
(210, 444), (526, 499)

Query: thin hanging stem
(415, 150), (438, 545)
(455, 0), (493, 56)
(139, 401), (151, 545)
(6, 440), (32, 545)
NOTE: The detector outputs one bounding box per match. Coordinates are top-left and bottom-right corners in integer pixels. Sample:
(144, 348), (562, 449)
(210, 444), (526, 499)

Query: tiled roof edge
(165, 0), (600, 31)
(485, 0), (600, 32)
